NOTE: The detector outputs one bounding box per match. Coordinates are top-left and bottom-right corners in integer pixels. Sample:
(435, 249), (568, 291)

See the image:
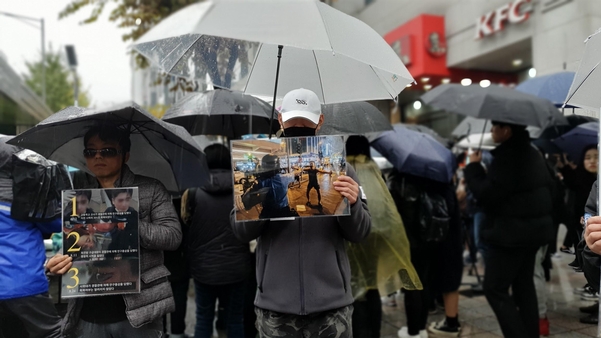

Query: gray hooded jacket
(231, 164), (371, 315)
(62, 165), (181, 335)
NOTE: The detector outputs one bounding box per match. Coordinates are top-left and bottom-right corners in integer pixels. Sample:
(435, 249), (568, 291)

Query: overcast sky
(0, 1), (131, 109)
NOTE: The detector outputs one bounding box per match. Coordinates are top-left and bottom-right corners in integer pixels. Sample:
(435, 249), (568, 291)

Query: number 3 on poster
(66, 268), (79, 289)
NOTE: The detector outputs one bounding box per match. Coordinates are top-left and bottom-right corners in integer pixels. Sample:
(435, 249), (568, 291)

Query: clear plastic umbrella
(132, 0), (414, 106)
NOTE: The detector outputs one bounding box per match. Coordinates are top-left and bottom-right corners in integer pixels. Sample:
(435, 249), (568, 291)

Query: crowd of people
(1, 88), (600, 338)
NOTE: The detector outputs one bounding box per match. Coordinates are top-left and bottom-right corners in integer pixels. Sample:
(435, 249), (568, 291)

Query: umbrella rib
(243, 43), (264, 94)
(369, 65), (396, 101)
(564, 59), (601, 107)
(312, 51), (327, 104)
(166, 34), (204, 74)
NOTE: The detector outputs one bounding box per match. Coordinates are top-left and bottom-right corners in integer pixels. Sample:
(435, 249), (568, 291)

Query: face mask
(283, 127), (316, 137)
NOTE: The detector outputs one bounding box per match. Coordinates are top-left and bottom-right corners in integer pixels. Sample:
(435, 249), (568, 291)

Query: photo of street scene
(231, 136), (350, 221)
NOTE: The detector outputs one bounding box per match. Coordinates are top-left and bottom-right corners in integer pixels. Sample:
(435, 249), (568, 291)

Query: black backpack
(418, 191), (450, 243)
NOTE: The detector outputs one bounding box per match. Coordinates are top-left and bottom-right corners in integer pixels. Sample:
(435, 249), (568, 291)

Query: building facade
(356, 0), (601, 136)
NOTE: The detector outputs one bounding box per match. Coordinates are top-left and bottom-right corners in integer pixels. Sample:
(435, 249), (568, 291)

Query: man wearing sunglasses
(47, 123), (181, 338)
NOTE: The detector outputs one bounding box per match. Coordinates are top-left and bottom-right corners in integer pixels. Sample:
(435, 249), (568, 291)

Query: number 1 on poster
(71, 196), (77, 216)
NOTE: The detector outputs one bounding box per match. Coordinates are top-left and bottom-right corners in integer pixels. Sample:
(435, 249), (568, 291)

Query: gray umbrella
(421, 84), (567, 128)
(318, 101), (392, 136)
(8, 102), (209, 192)
(451, 116), (490, 138)
(162, 88), (278, 139)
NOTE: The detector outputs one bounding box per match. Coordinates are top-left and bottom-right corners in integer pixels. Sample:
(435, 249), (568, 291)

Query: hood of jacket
(201, 169), (233, 195)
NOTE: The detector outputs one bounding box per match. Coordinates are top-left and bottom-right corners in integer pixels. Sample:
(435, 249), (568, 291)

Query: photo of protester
(61, 188), (140, 298)
(231, 135), (350, 221)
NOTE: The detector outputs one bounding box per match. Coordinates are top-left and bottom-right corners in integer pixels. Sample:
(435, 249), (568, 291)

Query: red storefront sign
(475, 0), (532, 39)
(384, 14), (519, 91)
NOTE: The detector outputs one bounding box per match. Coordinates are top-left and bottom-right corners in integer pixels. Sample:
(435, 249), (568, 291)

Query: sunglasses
(83, 148), (123, 159)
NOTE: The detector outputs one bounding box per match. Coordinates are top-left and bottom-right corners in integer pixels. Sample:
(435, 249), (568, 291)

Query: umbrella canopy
(400, 124), (450, 147)
(420, 84), (566, 128)
(565, 29), (601, 110)
(530, 115), (597, 154)
(371, 125), (455, 183)
(455, 133), (498, 151)
(553, 122), (599, 162)
(8, 103), (210, 192)
(162, 89), (277, 139)
(515, 71), (575, 107)
(451, 116), (490, 138)
(133, 0), (413, 104)
(318, 101), (392, 135)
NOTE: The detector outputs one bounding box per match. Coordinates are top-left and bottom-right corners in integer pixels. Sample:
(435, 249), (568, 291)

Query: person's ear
(315, 114), (325, 134)
(124, 152), (130, 164)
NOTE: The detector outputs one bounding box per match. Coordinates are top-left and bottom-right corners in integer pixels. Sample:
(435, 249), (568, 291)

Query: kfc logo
(475, 0), (532, 39)
(426, 32), (447, 57)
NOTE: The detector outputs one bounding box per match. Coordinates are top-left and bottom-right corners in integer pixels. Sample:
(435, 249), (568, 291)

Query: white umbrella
(564, 28), (601, 211)
(132, 0), (413, 105)
(455, 133), (498, 151)
(564, 28), (601, 111)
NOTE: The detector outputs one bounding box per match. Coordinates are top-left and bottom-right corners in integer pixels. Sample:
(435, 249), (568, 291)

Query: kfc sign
(475, 0), (532, 39)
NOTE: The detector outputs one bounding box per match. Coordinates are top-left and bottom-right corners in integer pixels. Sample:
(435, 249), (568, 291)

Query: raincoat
(0, 141), (62, 300)
(346, 155), (422, 299)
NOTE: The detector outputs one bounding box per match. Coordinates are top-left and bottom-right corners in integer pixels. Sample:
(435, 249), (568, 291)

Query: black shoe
(569, 259), (580, 268)
(581, 287), (599, 301)
(580, 302), (599, 314)
(428, 319), (460, 337)
(560, 246), (574, 254)
(574, 267), (584, 273)
(580, 312), (599, 325)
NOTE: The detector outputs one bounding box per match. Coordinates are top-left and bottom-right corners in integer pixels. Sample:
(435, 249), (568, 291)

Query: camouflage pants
(255, 305), (353, 338)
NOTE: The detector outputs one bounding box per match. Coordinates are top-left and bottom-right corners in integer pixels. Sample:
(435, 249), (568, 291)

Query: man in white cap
(232, 88), (371, 337)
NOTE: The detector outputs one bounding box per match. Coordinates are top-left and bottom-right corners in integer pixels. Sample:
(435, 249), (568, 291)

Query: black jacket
(582, 181), (600, 292)
(464, 130), (555, 248)
(187, 169), (251, 285)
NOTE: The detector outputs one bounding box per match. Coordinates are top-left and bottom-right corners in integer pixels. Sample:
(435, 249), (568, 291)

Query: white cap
(279, 88), (321, 125)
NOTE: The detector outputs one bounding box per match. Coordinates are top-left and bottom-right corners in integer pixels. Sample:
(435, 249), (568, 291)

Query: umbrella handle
(477, 120), (488, 152)
(269, 45), (284, 139)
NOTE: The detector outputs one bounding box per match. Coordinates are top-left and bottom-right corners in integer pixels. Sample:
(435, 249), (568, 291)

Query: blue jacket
(0, 201), (61, 300)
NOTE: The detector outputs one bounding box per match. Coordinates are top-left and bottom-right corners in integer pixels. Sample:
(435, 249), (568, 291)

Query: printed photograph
(231, 135), (350, 221)
(61, 188), (141, 298)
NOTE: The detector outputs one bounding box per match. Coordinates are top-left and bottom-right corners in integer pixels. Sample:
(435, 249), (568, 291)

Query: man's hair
(111, 189), (133, 199)
(491, 121), (527, 134)
(76, 190), (92, 201)
(204, 144), (231, 170)
(84, 123), (131, 153)
(346, 135), (371, 158)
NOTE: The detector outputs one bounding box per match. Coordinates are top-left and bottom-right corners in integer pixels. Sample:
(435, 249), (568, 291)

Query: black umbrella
(8, 102), (209, 192)
(318, 101), (392, 136)
(162, 88), (278, 139)
(531, 115), (597, 155)
(421, 84), (567, 128)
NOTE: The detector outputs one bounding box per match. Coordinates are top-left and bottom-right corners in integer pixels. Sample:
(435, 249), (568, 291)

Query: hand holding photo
(231, 135), (350, 221)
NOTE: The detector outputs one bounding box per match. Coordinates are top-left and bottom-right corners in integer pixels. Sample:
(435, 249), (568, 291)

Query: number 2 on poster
(66, 268), (79, 289)
(66, 231), (81, 252)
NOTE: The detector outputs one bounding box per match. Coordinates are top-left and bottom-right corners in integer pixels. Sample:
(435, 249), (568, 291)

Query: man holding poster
(47, 123), (181, 338)
(231, 89), (371, 337)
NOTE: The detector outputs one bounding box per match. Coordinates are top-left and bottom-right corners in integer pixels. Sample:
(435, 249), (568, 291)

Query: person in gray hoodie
(231, 88), (372, 338)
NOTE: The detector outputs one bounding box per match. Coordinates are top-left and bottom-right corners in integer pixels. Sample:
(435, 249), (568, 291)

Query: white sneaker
(398, 326), (428, 338)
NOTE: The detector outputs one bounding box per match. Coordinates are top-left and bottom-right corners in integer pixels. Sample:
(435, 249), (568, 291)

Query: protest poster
(232, 135), (350, 221)
(60, 188), (140, 298)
